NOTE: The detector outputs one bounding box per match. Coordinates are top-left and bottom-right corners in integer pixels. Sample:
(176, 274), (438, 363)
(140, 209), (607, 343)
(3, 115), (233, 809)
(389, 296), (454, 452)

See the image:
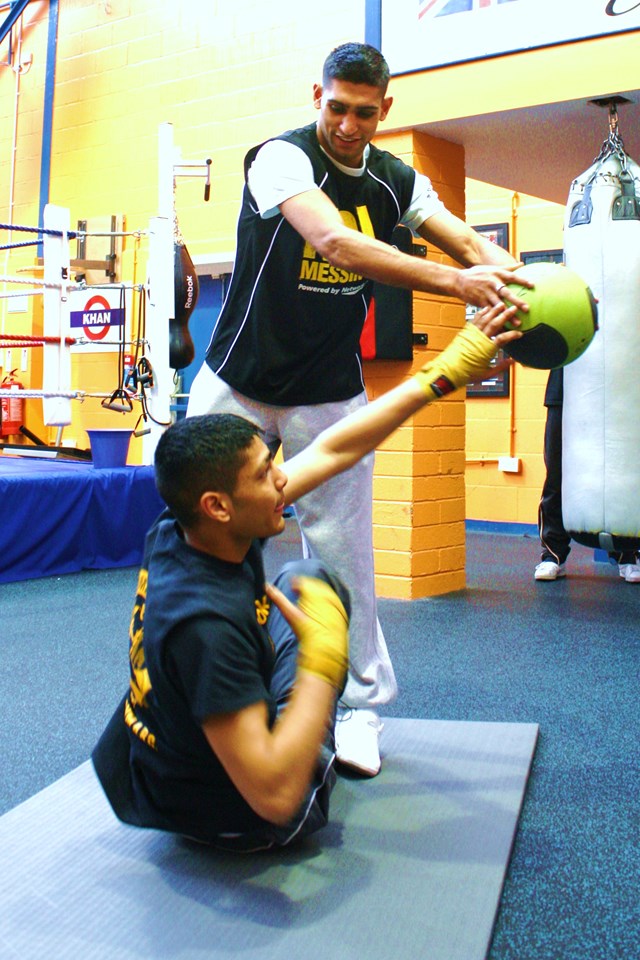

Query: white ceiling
(414, 90), (640, 206)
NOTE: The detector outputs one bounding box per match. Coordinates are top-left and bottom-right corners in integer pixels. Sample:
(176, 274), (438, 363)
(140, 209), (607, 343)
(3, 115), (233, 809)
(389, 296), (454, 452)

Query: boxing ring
(0, 124), (209, 582)
(0, 455), (164, 583)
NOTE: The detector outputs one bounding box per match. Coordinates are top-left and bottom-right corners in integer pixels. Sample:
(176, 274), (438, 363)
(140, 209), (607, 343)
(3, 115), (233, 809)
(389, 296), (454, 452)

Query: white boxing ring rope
(0, 389), (144, 402)
(2, 127), (211, 461)
(0, 289), (48, 300)
(0, 388), (85, 400)
(0, 206), (159, 442)
(0, 275), (65, 287)
(0, 336), (139, 403)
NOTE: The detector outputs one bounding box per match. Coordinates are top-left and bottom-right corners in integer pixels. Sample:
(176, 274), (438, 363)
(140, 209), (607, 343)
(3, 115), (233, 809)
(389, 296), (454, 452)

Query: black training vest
(205, 123), (416, 405)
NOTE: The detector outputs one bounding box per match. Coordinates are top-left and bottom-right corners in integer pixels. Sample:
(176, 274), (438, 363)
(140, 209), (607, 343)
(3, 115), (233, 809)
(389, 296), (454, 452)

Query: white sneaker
(619, 563), (640, 583)
(335, 707), (383, 777)
(534, 560), (566, 581)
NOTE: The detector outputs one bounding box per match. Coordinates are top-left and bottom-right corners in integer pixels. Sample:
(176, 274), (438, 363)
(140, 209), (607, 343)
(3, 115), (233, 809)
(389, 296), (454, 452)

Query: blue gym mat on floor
(0, 717), (538, 960)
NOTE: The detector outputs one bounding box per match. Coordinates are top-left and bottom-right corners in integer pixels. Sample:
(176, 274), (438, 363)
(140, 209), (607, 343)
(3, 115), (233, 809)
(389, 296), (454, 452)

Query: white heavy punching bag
(562, 114), (640, 554)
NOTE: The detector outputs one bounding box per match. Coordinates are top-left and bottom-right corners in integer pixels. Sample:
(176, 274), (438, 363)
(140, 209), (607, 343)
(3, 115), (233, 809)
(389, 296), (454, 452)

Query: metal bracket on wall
(73, 216), (118, 281)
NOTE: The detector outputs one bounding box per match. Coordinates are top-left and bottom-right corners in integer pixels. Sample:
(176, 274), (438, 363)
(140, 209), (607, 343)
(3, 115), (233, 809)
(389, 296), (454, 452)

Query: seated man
(92, 302), (520, 850)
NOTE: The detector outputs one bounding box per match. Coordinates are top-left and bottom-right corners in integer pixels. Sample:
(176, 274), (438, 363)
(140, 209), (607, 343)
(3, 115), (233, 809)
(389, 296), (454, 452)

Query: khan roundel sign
(70, 294), (126, 342)
(81, 295), (111, 341)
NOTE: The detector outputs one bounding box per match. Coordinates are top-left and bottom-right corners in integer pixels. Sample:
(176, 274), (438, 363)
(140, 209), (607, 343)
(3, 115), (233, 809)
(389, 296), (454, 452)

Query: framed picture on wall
(520, 249), (564, 265)
(472, 222), (509, 251)
(466, 222), (510, 398)
(465, 303), (510, 398)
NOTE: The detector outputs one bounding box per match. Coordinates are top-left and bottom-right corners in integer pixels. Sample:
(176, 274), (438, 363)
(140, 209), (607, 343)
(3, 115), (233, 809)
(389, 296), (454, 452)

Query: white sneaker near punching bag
(562, 152), (640, 552)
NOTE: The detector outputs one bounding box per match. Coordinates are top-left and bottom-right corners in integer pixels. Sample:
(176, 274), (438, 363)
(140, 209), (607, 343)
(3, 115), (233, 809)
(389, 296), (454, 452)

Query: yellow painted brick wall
(366, 130), (468, 599)
(1, 4), (49, 433)
(48, 0), (365, 256)
(0, 4), (49, 242)
(1, 0), (363, 451)
(465, 180), (565, 527)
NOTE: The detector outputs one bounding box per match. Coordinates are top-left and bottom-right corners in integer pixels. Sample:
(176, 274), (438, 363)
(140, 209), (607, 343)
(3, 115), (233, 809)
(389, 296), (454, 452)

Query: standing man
(188, 41), (529, 776)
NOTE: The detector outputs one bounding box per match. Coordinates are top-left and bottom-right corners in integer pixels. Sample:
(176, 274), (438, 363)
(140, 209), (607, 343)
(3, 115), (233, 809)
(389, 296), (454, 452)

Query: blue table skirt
(0, 456), (165, 583)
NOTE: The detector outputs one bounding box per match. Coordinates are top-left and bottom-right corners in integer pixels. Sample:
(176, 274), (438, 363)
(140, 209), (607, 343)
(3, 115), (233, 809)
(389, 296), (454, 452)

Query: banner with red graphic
(382, 0), (640, 74)
(69, 289), (130, 352)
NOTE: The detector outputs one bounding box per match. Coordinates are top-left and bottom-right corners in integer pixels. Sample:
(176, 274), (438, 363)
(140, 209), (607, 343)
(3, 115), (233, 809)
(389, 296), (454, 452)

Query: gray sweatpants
(187, 364), (397, 709)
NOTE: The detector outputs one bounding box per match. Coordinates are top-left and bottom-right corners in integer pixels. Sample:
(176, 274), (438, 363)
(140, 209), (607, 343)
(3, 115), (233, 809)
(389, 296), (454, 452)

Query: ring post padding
(139, 122), (178, 465)
(143, 215), (173, 463)
(562, 153), (640, 545)
(43, 204), (72, 426)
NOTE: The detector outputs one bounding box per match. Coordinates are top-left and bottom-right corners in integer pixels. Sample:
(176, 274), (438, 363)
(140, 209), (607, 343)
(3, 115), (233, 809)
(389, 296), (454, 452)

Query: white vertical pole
(142, 123), (176, 463)
(42, 204), (72, 426)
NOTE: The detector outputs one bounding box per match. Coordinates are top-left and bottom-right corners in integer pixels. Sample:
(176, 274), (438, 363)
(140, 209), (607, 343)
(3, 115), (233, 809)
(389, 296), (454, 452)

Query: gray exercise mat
(0, 717), (538, 960)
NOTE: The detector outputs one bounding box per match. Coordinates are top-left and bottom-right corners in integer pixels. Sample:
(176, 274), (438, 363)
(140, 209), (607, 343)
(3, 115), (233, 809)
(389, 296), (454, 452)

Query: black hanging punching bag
(171, 220), (199, 370)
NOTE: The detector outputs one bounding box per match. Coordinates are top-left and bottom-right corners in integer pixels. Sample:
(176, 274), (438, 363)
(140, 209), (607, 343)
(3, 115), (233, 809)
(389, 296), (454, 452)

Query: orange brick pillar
(364, 129), (468, 599)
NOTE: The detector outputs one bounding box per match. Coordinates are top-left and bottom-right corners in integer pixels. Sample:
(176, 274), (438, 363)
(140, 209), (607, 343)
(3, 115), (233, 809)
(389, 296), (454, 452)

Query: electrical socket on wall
(498, 457), (521, 474)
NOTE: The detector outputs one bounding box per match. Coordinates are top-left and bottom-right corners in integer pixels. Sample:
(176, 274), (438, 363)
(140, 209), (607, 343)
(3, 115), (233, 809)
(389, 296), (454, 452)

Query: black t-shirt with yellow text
(93, 511), (277, 841)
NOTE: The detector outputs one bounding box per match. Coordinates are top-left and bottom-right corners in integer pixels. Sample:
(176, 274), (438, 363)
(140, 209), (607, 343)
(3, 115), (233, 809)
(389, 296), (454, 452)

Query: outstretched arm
(283, 302), (520, 504)
(416, 208), (518, 270)
(280, 189), (530, 310)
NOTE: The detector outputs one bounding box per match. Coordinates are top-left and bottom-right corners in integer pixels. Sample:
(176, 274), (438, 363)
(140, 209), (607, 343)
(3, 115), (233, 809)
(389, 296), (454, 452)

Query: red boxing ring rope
(0, 333), (76, 345)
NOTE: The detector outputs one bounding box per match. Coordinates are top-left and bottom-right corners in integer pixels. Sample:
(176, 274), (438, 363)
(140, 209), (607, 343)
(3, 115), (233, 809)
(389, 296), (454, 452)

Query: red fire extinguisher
(1, 369), (25, 437)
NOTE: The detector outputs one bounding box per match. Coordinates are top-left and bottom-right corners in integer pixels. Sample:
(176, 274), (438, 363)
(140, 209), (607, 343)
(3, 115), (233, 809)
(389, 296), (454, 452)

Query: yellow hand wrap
(295, 576), (349, 690)
(413, 323), (497, 401)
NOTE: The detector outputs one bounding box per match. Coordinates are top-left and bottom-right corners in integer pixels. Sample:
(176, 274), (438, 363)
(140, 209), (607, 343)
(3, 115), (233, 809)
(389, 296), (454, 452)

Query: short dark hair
(154, 414), (262, 528)
(322, 42), (390, 93)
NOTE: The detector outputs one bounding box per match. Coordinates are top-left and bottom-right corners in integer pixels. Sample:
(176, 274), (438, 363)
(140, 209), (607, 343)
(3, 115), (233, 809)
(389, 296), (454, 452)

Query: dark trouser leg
(538, 404), (571, 565)
(609, 550), (639, 564)
(268, 558), (350, 707)
(263, 558), (350, 846)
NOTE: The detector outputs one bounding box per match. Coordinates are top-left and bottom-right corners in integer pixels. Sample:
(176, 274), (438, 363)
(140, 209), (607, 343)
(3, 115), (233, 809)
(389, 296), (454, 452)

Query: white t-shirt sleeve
(400, 171), (446, 233)
(247, 140), (319, 218)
